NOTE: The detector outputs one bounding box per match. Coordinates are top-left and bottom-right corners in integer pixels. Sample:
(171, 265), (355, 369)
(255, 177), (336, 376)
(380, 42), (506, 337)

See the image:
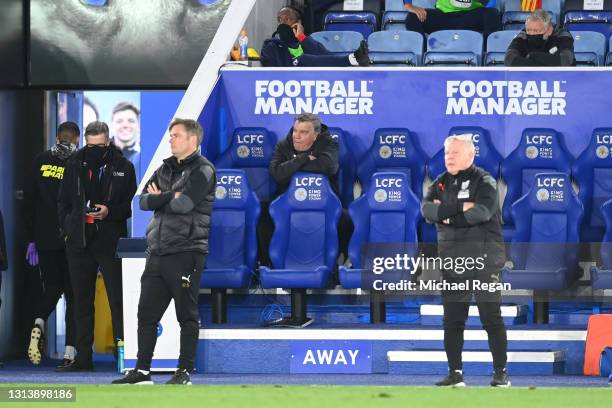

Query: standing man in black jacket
(23, 121), (79, 368)
(113, 118), (215, 385)
(421, 134), (509, 388)
(57, 121), (137, 372)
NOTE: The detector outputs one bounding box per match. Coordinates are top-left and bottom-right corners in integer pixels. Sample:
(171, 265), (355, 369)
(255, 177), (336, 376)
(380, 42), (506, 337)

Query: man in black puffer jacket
(113, 118), (215, 386)
(421, 134), (509, 388)
(57, 121), (136, 372)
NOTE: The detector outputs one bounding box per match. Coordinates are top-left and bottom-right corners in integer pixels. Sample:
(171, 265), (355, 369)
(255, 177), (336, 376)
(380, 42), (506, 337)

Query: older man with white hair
(421, 134), (509, 388)
(505, 9), (575, 66)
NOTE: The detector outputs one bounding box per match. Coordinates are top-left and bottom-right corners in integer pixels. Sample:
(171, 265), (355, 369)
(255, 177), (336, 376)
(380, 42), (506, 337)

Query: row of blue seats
(310, 29), (612, 66)
(326, 0), (612, 39)
(215, 126), (612, 243)
(203, 168), (612, 324)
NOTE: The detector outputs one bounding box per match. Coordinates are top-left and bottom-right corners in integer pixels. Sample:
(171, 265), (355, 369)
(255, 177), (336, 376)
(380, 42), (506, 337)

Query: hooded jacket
(505, 26), (575, 67)
(269, 124), (339, 197)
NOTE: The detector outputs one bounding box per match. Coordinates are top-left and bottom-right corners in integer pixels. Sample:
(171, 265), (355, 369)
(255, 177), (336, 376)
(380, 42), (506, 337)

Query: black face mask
(85, 145), (108, 167)
(526, 34), (546, 49)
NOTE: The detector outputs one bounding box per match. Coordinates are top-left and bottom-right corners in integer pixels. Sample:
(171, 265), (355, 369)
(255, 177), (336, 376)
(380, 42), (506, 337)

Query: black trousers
(136, 252), (205, 372)
(35, 249), (75, 347)
(66, 235), (123, 364)
(406, 8), (501, 40)
(442, 277), (507, 371)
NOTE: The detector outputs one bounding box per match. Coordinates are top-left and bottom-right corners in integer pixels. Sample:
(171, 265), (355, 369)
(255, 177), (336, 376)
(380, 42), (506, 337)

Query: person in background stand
(57, 121), (136, 372)
(23, 121), (80, 369)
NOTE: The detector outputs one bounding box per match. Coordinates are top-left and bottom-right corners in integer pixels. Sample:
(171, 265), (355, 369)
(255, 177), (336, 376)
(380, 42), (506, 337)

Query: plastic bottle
(238, 30), (248, 61)
(117, 339), (125, 373)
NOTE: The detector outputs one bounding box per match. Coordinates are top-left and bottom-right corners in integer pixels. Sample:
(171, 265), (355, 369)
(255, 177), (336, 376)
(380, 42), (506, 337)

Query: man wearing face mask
(57, 121), (137, 372)
(505, 9), (575, 67)
(23, 122), (80, 369)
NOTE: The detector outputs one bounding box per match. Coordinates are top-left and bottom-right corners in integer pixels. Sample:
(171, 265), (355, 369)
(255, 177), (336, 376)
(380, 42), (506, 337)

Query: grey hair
(85, 121), (110, 140)
(444, 134), (476, 155)
(294, 112), (322, 134)
(169, 118), (204, 144)
(526, 9), (553, 28)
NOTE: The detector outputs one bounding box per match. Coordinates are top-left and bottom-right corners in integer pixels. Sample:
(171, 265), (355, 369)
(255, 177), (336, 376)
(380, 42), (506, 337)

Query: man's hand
(433, 199), (441, 204)
(92, 204), (109, 220)
(463, 202), (475, 212)
(405, 4), (427, 22)
(308, 155), (316, 161)
(26, 242), (39, 267)
(147, 182), (161, 195)
(292, 22), (304, 37)
(174, 192), (182, 199)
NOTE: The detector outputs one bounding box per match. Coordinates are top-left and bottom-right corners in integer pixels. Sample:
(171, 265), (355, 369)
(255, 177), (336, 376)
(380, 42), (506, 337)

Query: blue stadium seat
(590, 199), (612, 288)
(309, 31), (364, 55)
(502, 10), (558, 31)
(423, 30), (483, 66)
(424, 126), (503, 243)
(328, 127), (357, 207)
(485, 30), (520, 65)
(356, 128), (428, 200)
(608, 35), (612, 64)
(502, 172), (583, 290)
(201, 170), (261, 323)
(500, 128), (574, 241)
(564, 11), (612, 39)
(572, 128), (612, 242)
(260, 173), (342, 327)
(324, 11), (378, 38)
(385, 0), (406, 11)
(339, 172), (420, 322)
(214, 127), (277, 202)
(368, 31), (424, 66)
(572, 31), (607, 66)
(382, 11), (409, 31)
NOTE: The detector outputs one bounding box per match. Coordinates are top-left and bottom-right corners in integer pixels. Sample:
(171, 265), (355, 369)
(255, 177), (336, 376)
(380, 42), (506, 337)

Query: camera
(86, 206), (101, 214)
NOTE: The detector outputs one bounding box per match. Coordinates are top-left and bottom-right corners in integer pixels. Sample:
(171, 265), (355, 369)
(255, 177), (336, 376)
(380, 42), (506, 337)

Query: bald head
(277, 7), (300, 25)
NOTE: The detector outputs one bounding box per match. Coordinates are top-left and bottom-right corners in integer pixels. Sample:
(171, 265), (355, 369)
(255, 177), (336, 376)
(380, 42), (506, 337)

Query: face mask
(526, 34), (546, 49)
(51, 141), (78, 159)
(85, 145), (108, 166)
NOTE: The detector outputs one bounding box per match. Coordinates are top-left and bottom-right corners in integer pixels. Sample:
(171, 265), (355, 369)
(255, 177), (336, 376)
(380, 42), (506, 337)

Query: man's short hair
(294, 112), (322, 134)
(169, 118), (204, 144)
(280, 5), (303, 21)
(57, 121), (80, 143)
(526, 9), (553, 28)
(444, 134), (476, 155)
(112, 101), (140, 119)
(85, 121), (110, 139)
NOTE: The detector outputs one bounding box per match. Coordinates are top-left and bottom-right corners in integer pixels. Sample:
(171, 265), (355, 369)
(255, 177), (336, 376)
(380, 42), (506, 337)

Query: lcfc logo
(374, 189), (388, 203)
(237, 145), (250, 158)
(294, 187), (308, 202)
(379, 145), (392, 159)
(536, 188), (550, 202)
(215, 186), (227, 200)
(596, 145), (609, 159)
(525, 146), (539, 159)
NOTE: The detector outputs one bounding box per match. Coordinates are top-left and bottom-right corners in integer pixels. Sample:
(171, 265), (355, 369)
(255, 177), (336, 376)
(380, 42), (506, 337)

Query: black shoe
(55, 360), (93, 373)
(435, 370), (465, 387)
(55, 359), (74, 370)
(166, 368), (192, 385)
(353, 40), (370, 67)
(490, 368), (511, 388)
(27, 324), (45, 365)
(276, 24), (299, 48)
(112, 370), (154, 385)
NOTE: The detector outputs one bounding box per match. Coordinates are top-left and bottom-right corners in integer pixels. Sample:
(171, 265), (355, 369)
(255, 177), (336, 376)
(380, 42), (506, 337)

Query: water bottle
(238, 30), (248, 61)
(117, 338), (125, 373)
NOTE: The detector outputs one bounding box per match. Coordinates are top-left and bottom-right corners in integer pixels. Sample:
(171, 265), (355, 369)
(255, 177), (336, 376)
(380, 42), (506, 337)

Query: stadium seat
(572, 128), (612, 242)
(424, 126), (503, 243)
(309, 31), (364, 55)
(385, 0), (436, 10)
(260, 173), (342, 327)
(328, 127), (357, 207)
(214, 127), (277, 202)
(502, 172), (584, 290)
(423, 30), (483, 66)
(339, 172), (420, 322)
(382, 11), (409, 31)
(356, 128), (428, 200)
(572, 31), (607, 66)
(590, 199), (612, 288)
(607, 35), (612, 64)
(368, 31), (424, 66)
(502, 10), (557, 31)
(564, 0), (612, 39)
(485, 30), (520, 65)
(324, 11), (378, 38)
(201, 169), (260, 323)
(500, 128), (574, 241)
